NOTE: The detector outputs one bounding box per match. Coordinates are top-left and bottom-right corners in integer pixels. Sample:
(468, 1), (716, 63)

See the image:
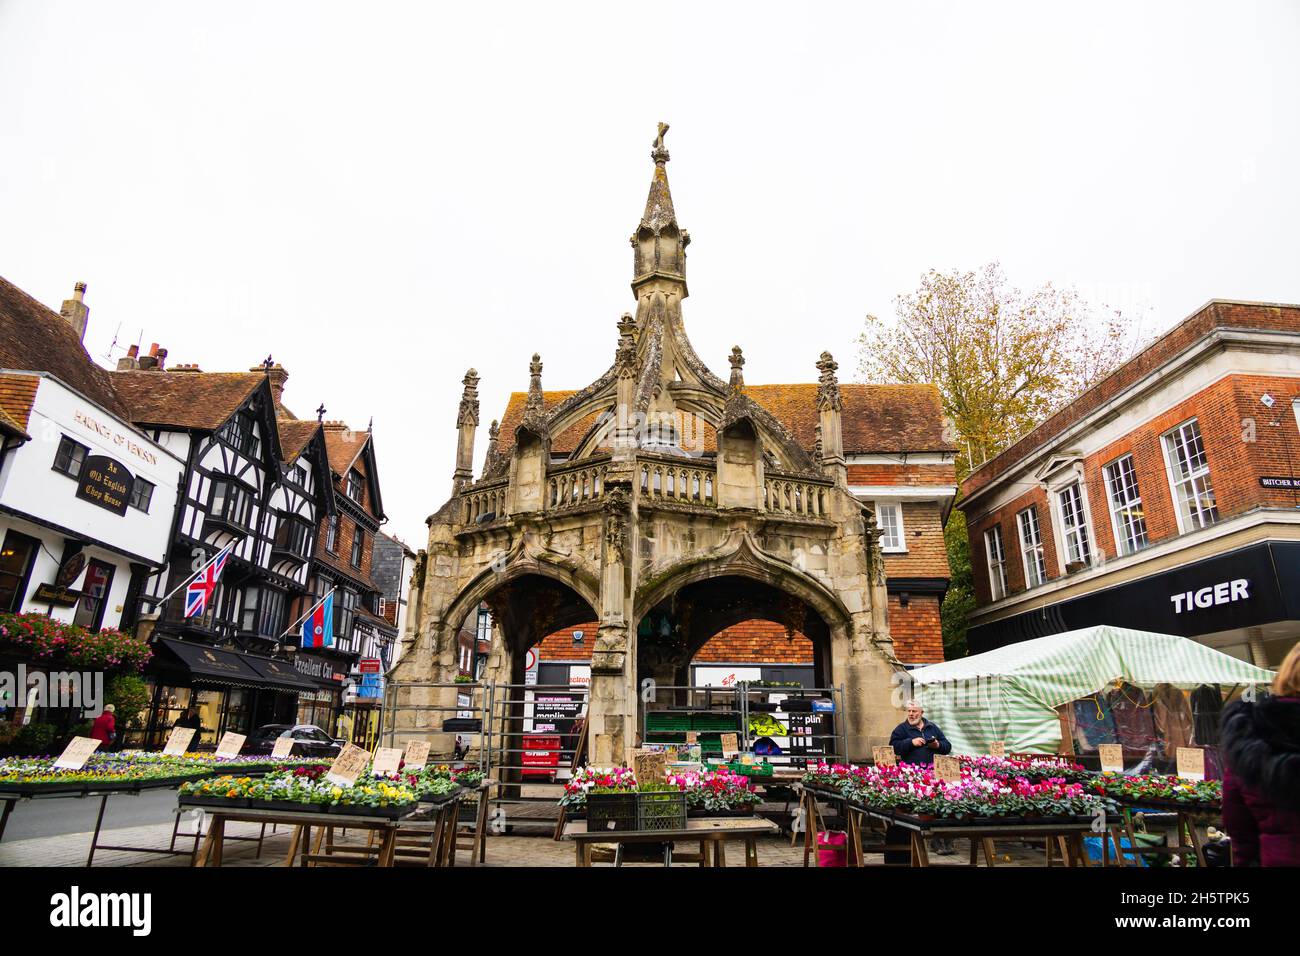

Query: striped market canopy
(907, 625), (1275, 756)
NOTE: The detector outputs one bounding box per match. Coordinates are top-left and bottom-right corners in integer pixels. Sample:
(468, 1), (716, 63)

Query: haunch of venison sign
(75, 455), (134, 516)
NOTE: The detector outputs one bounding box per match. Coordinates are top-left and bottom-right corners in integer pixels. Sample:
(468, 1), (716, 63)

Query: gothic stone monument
(391, 125), (911, 765)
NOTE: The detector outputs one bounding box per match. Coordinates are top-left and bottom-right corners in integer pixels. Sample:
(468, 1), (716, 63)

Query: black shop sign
(75, 455), (134, 516)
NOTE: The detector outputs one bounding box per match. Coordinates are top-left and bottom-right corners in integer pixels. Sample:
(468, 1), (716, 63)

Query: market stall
(906, 625), (1274, 767)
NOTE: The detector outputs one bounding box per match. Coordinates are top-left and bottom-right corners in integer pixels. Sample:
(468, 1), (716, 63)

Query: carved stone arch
(633, 533), (851, 632)
(443, 550), (601, 640)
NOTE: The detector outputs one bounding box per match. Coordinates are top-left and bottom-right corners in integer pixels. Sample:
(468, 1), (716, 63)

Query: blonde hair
(1273, 643), (1300, 698)
(103, 704), (115, 713)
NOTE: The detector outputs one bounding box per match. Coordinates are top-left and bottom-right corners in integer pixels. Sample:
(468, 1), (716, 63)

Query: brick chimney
(116, 343), (139, 371)
(250, 362), (289, 409)
(59, 282), (89, 341)
(137, 343), (162, 371)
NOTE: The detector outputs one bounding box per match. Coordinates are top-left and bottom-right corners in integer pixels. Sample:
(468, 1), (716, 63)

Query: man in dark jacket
(890, 700), (952, 766)
(1220, 646), (1300, 867)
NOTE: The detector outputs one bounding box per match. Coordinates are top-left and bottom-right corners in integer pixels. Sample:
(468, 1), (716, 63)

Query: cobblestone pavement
(0, 817), (1057, 867)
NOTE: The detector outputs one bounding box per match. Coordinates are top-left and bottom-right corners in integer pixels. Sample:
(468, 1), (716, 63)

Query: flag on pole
(184, 544), (232, 618)
(302, 592), (334, 649)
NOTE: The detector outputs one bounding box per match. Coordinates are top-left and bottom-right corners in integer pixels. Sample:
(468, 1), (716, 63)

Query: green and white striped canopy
(908, 625), (1275, 756)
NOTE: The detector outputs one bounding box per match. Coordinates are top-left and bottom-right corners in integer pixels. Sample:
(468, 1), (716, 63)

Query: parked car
(244, 723), (344, 758)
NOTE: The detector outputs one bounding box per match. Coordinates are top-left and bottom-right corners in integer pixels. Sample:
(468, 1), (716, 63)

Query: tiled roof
(112, 370), (264, 431)
(0, 275), (127, 417)
(277, 419), (321, 462)
(321, 422), (369, 476)
(0, 373), (39, 439)
(492, 382), (953, 457)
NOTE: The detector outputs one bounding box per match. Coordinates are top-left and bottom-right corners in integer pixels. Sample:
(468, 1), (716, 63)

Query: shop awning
(152, 638), (269, 690)
(244, 654), (320, 692)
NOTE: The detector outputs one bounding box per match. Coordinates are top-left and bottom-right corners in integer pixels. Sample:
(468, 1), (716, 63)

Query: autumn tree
(858, 263), (1138, 656)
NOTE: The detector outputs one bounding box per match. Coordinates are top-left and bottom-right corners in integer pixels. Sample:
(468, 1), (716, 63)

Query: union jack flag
(185, 544), (232, 618)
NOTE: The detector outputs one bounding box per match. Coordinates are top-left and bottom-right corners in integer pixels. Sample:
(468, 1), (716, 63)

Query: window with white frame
(1057, 481), (1092, 568)
(1016, 506), (1047, 588)
(984, 525), (1008, 600)
(1104, 455), (1148, 555)
(1163, 419), (1219, 531)
(873, 501), (906, 551)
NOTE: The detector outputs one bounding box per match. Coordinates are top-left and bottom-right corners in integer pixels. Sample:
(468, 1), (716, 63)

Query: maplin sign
(75, 455), (133, 516)
(1170, 578), (1250, 614)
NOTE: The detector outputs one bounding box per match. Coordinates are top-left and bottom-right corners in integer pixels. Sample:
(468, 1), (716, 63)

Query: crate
(691, 714), (740, 731)
(646, 713), (692, 733)
(586, 792), (638, 833)
(636, 790), (688, 831)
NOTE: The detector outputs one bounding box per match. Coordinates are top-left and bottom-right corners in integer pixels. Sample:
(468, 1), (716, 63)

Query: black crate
(586, 792), (638, 833)
(636, 790), (687, 831)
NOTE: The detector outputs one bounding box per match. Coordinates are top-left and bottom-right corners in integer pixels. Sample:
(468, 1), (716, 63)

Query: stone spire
(520, 353), (548, 437)
(452, 368), (480, 494)
(728, 346), (745, 389)
(816, 351), (845, 482)
(615, 314), (637, 379)
(632, 122), (689, 293)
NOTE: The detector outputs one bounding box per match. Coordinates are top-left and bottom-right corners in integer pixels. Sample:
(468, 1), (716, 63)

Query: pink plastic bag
(817, 829), (847, 867)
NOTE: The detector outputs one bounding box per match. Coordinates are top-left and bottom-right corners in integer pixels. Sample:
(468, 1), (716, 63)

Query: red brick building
(490, 382), (958, 682)
(960, 300), (1300, 668)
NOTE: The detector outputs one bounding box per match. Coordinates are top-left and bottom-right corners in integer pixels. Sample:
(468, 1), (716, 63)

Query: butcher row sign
(1170, 578), (1249, 614)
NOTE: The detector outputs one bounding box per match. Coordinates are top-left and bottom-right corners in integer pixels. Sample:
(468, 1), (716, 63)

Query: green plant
(104, 674), (150, 731)
(14, 721), (57, 754)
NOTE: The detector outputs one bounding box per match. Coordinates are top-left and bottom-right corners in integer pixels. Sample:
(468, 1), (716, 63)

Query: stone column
(452, 369), (480, 494)
(588, 481), (635, 766)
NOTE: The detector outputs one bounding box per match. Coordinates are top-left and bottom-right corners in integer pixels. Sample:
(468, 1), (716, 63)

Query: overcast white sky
(2, 1), (1298, 546)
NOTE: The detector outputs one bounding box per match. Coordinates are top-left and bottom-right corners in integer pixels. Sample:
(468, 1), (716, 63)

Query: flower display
(0, 612), (152, 671)
(668, 769), (761, 812)
(179, 770), (419, 812)
(1087, 772), (1221, 808)
(0, 755), (211, 789)
(559, 766), (637, 809)
(800, 759), (1116, 822)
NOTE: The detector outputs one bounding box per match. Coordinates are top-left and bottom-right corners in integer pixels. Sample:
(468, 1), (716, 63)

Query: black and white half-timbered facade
(112, 362), (331, 747)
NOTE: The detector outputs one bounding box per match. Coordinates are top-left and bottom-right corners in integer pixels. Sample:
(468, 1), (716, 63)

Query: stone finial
(651, 121), (670, 165)
(524, 353), (545, 418)
(483, 418), (501, 473)
(615, 314), (637, 378)
(728, 346), (745, 389)
(457, 368), (480, 427)
(816, 351), (842, 412)
(815, 422), (823, 459)
(316, 403), (326, 422)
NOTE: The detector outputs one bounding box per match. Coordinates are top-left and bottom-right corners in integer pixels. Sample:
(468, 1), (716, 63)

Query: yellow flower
(331, 787), (342, 798)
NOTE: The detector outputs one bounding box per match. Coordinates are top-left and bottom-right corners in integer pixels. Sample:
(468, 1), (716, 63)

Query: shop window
(1163, 419), (1219, 532)
(1057, 481), (1093, 569)
(873, 501), (906, 552)
(0, 530), (40, 612)
(984, 525), (1008, 600)
(52, 435), (89, 477)
(1016, 506), (1047, 588)
(129, 477), (155, 513)
(72, 560), (115, 631)
(1104, 454), (1148, 555)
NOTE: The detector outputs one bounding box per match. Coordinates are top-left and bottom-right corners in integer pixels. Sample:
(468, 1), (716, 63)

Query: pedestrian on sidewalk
(1221, 643), (1300, 866)
(90, 704), (116, 749)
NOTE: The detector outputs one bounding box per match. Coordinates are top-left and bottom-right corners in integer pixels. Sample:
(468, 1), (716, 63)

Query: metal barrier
(380, 680), (493, 777)
(641, 681), (847, 768)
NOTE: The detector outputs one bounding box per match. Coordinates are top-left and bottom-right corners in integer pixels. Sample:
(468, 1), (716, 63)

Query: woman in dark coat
(1220, 643), (1300, 867)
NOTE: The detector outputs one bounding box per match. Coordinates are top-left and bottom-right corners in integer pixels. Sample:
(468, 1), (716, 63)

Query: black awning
(244, 654), (319, 692)
(152, 638), (269, 690)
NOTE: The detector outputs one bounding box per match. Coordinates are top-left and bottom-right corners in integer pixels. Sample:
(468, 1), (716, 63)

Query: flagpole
(140, 541), (237, 610)
(279, 587), (338, 643)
